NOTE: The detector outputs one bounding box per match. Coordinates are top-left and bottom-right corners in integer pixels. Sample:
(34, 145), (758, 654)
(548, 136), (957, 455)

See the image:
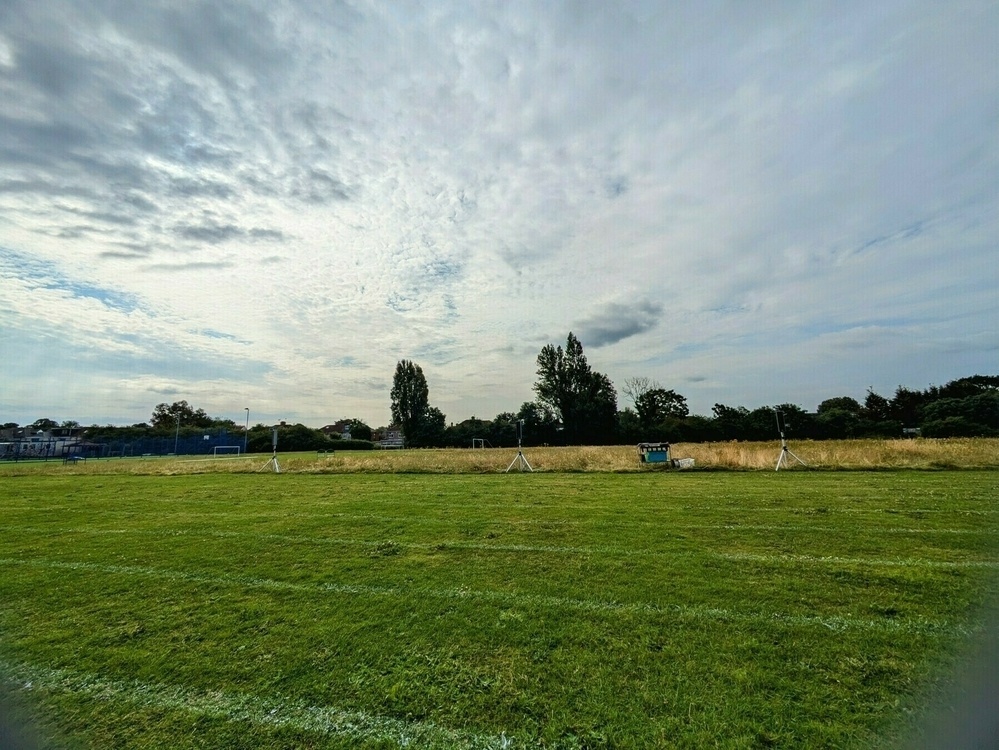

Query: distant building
(375, 426), (404, 449)
(320, 420), (354, 438)
(0, 427), (83, 458)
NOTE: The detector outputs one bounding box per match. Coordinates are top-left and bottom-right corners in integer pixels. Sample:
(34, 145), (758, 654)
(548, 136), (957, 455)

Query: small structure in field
(637, 442), (694, 469)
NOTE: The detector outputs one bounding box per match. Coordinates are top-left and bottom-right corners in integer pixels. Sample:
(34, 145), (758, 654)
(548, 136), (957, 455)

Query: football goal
(213, 446), (242, 457)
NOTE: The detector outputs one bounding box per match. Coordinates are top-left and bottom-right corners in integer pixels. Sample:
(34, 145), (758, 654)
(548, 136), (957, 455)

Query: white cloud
(1, 0), (996, 427)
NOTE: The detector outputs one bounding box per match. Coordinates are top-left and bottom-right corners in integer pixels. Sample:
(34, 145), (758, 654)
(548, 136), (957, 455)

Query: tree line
(6, 335), (996, 451)
(389, 333), (999, 447)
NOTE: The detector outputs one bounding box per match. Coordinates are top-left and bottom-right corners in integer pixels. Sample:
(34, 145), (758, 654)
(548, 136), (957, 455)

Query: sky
(1, 0), (997, 429)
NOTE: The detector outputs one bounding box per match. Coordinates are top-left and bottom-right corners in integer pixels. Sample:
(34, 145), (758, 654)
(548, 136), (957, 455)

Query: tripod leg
(785, 449), (806, 467)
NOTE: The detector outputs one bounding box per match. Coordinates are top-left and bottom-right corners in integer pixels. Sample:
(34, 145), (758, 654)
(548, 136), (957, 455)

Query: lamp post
(244, 408), (249, 454)
(174, 414), (180, 455)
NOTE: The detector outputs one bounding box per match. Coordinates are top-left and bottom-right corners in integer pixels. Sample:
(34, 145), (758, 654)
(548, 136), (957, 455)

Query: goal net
(213, 446), (241, 457)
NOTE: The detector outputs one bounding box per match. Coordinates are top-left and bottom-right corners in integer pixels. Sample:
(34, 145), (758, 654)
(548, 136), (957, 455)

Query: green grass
(1, 471), (997, 748)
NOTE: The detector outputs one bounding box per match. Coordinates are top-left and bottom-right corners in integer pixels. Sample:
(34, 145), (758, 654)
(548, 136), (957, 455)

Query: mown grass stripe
(0, 659), (516, 749)
(10, 521), (998, 537)
(0, 558), (971, 636)
(5, 504), (997, 523)
(719, 552), (999, 568)
(6, 526), (998, 565)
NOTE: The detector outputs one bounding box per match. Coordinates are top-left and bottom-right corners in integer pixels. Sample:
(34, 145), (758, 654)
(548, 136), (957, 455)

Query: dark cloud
(575, 300), (664, 347)
(169, 177), (235, 199)
(0, 179), (95, 199)
(173, 221), (285, 244)
(119, 193), (157, 213)
(92, 0), (289, 87)
(100, 250), (150, 260)
(103, 241), (156, 258)
(248, 228), (285, 241)
(175, 222), (244, 244)
(604, 176), (629, 198)
(144, 260), (235, 272)
(13, 35), (93, 98)
(0, 116), (94, 168)
(290, 169), (351, 204)
(56, 205), (138, 226)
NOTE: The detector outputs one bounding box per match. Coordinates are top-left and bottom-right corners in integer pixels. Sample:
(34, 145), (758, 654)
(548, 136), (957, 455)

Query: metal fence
(0, 430), (243, 461)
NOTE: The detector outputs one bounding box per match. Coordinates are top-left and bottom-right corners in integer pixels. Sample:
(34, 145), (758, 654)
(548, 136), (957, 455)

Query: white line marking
(0, 659), (516, 749)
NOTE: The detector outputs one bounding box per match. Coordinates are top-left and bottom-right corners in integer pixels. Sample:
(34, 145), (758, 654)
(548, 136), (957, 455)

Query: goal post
(213, 446), (241, 457)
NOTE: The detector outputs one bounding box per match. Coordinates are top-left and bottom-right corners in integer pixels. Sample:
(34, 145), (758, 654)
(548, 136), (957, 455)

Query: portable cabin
(637, 442), (671, 464)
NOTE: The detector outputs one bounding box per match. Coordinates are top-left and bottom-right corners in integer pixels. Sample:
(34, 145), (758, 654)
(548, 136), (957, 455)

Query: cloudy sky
(1, 1), (996, 429)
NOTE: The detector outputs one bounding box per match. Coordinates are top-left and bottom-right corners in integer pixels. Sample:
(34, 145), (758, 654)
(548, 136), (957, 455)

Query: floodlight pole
(505, 420), (533, 472)
(243, 407), (249, 453)
(174, 415), (180, 455)
(774, 410), (807, 471)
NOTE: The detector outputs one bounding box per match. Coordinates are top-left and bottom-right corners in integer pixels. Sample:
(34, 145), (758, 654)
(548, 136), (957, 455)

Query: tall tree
(390, 360), (430, 446)
(635, 388), (689, 427)
(621, 376), (661, 409)
(408, 406), (447, 447)
(534, 333), (617, 444)
(150, 400), (213, 429)
(862, 388), (891, 422)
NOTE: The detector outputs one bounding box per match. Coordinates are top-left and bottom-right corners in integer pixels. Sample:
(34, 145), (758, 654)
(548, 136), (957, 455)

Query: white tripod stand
(261, 427), (281, 473)
(505, 420), (533, 472)
(774, 410), (806, 471)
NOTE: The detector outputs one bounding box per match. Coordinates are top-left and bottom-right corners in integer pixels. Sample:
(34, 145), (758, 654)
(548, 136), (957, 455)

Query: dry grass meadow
(3, 437), (997, 476)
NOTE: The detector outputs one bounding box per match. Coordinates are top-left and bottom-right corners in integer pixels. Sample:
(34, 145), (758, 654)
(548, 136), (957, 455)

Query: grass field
(1, 452), (998, 747)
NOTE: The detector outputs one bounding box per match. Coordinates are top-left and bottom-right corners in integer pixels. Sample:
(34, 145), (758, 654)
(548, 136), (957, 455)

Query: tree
(576, 371), (618, 444)
(30, 418), (59, 431)
(773, 404), (814, 439)
(921, 394), (999, 436)
(711, 404), (750, 440)
(817, 396), (862, 415)
(862, 388), (891, 422)
(150, 401), (213, 430)
(635, 388), (689, 427)
(347, 419), (373, 442)
(533, 333), (617, 444)
(280, 423), (331, 451)
(621, 377), (661, 409)
(516, 401), (559, 446)
(409, 406), (447, 447)
(936, 375), (999, 399)
(615, 408), (642, 443)
(390, 360), (430, 447)
(889, 386), (926, 427)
